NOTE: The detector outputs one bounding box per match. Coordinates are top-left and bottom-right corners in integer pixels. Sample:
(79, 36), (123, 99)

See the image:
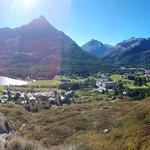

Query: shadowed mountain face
(82, 39), (113, 58)
(103, 37), (150, 67)
(0, 16), (110, 79)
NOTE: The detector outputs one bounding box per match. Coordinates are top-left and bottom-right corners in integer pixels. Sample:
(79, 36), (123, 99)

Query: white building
(102, 82), (116, 89)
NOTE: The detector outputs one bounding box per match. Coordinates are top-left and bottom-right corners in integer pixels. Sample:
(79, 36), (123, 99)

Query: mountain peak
(90, 39), (100, 43)
(90, 39), (97, 41)
(82, 39), (112, 58)
(88, 39), (105, 46)
(23, 15), (58, 33)
(38, 15), (48, 22)
(28, 15), (50, 27)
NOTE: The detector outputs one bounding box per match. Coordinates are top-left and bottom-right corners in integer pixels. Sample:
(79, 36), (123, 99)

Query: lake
(0, 76), (29, 86)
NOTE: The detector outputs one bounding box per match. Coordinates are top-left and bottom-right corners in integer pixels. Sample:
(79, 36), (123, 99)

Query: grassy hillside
(103, 38), (150, 68)
(2, 96), (150, 150)
(61, 44), (113, 77)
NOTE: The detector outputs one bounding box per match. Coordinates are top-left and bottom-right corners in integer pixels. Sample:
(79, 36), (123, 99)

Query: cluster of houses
(0, 90), (72, 106)
(0, 90), (42, 104)
(0, 90), (10, 104)
(96, 75), (117, 93)
(122, 68), (150, 78)
(145, 70), (150, 78)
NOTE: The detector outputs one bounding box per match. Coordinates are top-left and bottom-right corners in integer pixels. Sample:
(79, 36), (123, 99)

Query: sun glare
(24, 0), (33, 7)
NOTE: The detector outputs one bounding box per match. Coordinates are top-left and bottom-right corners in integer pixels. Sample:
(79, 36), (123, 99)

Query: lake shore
(0, 76), (29, 86)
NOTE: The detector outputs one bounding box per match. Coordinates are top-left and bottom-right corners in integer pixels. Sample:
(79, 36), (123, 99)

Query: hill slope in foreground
(2, 97), (150, 150)
(0, 16), (110, 79)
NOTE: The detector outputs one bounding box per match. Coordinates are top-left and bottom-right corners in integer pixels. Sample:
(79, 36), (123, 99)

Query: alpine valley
(1, 15), (150, 150)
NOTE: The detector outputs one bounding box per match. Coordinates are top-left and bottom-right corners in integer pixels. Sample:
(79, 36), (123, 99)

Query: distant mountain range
(82, 37), (150, 68)
(82, 39), (113, 58)
(103, 37), (150, 67)
(1, 15), (150, 79)
(0, 15), (111, 79)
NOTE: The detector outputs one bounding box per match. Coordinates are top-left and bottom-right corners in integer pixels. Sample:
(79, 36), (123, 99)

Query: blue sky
(0, 0), (150, 46)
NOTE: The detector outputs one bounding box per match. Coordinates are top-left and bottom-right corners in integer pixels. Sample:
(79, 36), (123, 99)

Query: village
(0, 88), (74, 112)
(0, 67), (150, 111)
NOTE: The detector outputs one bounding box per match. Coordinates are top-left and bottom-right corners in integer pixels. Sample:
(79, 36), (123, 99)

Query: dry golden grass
(1, 97), (150, 149)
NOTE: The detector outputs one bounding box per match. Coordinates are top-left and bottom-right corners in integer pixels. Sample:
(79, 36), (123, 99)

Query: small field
(110, 74), (150, 89)
(74, 88), (109, 103)
(28, 76), (62, 87)
(0, 86), (5, 98)
(0, 86), (5, 91)
(110, 74), (124, 81)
